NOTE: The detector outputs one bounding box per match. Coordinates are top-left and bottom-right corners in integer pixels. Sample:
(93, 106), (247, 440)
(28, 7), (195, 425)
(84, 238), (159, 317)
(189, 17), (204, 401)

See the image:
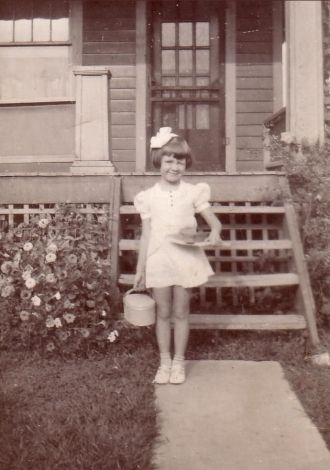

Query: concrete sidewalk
(153, 361), (330, 470)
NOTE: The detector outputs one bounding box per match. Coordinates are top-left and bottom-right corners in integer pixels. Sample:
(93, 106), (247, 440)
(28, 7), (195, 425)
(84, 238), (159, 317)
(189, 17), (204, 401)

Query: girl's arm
(134, 218), (151, 289)
(199, 207), (222, 244)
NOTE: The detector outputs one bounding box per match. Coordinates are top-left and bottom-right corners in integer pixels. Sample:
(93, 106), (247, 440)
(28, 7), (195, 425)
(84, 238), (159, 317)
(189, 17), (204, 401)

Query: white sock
(160, 352), (172, 368)
(172, 354), (185, 368)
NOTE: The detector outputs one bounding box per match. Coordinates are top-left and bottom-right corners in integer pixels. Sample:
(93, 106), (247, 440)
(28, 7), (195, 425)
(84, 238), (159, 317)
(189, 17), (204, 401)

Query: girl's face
(160, 154), (186, 185)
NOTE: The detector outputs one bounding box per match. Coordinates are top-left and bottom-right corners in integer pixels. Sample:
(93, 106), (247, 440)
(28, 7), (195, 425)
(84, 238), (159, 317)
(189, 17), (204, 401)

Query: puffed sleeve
(134, 190), (151, 219)
(193, 183), (211, 213)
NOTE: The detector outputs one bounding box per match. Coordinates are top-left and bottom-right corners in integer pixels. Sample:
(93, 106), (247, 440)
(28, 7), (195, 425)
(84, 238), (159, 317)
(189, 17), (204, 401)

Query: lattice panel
(119, 201), (296, 314)
(0, 203), (110, 231)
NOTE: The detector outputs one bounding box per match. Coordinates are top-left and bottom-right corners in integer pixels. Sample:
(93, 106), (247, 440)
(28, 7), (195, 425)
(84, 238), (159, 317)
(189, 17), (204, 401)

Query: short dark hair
(151, 135), (193, 169)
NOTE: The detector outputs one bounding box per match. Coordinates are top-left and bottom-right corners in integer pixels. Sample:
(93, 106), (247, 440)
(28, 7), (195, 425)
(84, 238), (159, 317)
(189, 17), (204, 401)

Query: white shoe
(169, 364), (186, 384)
(153, 365), (171, 384)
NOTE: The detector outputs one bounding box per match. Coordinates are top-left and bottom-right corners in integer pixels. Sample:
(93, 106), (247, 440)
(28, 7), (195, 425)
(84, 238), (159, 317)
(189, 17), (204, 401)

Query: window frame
(0, 0), (71, 46)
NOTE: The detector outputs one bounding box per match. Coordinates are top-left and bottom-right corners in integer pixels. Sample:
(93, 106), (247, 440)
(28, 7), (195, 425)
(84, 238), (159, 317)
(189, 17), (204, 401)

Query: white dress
(134, 180), (214, 288)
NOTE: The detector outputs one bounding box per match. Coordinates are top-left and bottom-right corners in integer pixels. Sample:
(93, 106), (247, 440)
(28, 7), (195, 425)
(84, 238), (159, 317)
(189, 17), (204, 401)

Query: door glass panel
(162, 77), (176, 86)
(162, 50), (175, 73)
(196, 50), (209, 74)
(196, 22), (209, 46)
(196, 104), (210, 129)
(162, 22), (175, 47)
(179, 77), (193, 86)
(179, 50), (193, 74)
(179, 104), (193, 130)
(179, 22), (193, 46)
(196, 77), (209, 86)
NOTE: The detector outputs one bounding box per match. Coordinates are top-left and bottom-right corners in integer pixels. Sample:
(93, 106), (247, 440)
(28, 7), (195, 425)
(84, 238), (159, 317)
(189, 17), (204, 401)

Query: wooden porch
(0, 171), (320, 349)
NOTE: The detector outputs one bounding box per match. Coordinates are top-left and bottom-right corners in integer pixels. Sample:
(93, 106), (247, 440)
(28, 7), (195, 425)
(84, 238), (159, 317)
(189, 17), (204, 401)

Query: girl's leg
(152, 286), (172, 354)
(172, 285), (191, 357)
(152, 287), (172, 384)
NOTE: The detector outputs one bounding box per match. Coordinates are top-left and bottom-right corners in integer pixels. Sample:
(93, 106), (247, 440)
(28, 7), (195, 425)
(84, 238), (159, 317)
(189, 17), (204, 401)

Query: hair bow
(150, 127), (178, 149)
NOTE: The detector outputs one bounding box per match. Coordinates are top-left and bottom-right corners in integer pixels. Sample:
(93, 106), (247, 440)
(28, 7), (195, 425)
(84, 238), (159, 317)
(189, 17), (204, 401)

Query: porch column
(71, 66), (116, 174)
(285, 1), (324, 144)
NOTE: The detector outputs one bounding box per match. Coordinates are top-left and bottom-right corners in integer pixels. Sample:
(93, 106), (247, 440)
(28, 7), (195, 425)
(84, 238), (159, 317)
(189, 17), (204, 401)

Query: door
(149, 0), (226, 171)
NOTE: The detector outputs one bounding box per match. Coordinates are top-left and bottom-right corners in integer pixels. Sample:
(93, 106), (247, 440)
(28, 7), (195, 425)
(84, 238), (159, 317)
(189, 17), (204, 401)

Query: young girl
(134, 127), (222, 385)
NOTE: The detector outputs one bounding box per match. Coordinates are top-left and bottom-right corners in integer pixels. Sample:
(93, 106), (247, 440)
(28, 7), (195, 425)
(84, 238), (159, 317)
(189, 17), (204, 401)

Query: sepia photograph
(1, 1), (330, 469)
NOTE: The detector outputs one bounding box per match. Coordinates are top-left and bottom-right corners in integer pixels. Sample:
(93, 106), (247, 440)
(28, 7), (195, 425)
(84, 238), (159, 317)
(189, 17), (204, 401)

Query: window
(0, 0), (69, 43)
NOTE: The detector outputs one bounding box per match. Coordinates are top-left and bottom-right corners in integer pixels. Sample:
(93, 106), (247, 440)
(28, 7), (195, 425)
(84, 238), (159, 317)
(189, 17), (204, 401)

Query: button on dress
(134, 181), (214, 288)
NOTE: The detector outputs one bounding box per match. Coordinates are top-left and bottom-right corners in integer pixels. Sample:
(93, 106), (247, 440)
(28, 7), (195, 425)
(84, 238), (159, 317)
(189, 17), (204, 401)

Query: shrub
(271, 138), (330, 321)
(0, 204), (121, 354)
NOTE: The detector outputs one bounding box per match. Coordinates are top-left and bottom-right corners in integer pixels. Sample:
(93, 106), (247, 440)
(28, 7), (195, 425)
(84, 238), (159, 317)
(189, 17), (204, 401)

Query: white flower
(46, 273), (56, 283)
(22, 271), (31, 281)
(101, 310), (107, 317)
(1, 285), (15, 297)
(38, 218), (50, 229)
(25, 277), (36, 289)
(107, 330), (119, 343)
(31, 311), (40, 318)
(47, 243), (58, 253)
(54, 317), (62, 328)
(80, 328), (90, 338)
(1, 261), (13, 274)
(23, 242), (33, 252)
(63, 313), (76, 324)
(280, 132), (296, 145)
(46, 316), (55, 328)
(31, 295), (41, 307)
(19, 311), (30, 321)
(45, 252), (57, 263)
(54, 291), (61, 300)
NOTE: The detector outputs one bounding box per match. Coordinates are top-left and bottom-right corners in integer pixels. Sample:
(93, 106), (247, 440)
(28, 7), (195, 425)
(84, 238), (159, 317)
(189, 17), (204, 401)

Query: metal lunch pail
(123, 289), (156, 326)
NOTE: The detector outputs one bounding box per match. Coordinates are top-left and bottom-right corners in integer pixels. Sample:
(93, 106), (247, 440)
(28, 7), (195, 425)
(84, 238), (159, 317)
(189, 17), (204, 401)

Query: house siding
(236, 0), (274, 171)
(82, 0), (136, 172)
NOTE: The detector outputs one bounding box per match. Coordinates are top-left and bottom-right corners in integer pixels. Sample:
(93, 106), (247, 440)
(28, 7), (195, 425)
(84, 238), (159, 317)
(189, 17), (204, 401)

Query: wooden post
(71, 66), (116, 174)
(283, 203), (321, 350)
(285, 1), (324, 144)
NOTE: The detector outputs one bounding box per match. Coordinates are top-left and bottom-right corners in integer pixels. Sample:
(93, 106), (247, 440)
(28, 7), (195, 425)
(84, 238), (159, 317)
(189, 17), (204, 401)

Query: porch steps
(110, 174), (320, 348)
(119, 273), (299, 289)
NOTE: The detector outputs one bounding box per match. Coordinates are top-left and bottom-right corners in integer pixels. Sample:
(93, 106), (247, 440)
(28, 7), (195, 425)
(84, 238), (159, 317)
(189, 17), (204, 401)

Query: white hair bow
(150, 127), (178, 149)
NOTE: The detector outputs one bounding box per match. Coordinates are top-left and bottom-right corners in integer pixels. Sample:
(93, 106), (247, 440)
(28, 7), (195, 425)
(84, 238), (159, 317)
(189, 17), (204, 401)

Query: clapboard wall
(81, 0), (275, 173)
(82, 0), (136, 172)
(236, 0), (274, 171)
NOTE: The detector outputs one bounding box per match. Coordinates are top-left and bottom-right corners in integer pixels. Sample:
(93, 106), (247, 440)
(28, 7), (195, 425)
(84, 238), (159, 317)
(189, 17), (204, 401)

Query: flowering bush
(0, 204), (120, 354)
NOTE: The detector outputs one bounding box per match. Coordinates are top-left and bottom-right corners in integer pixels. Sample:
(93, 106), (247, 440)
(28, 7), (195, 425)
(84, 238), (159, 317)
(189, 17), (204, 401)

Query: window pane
(178, 104), (193, 130)
(162, 77), (176, 86)
(33, 0), (51, 41)
(14, 0), (32, 42)
(179, 50), (192, 74)
(52, 17), (69, 41)
(196, 22), (209, 46)
(162, 22), (175, 47)
(179, 77), (193, 86)
(196, 50), (209, 74)
(196, 104), (209, 129)
(0, 1), (14, 42)
(196, 77), (209, 86)
(179, 22), (192, 47)
(162, 50), (175, 74)
(51, 0), (69, 41)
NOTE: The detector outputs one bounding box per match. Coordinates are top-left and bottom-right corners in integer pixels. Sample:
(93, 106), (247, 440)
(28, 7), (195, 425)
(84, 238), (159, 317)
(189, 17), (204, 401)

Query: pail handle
(124, 288), (153, 298)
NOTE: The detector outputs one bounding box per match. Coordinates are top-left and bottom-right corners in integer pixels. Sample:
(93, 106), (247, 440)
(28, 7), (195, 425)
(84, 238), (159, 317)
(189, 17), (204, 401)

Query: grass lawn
(1, 327), (330, 469)
(0, 329), (159, 470)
